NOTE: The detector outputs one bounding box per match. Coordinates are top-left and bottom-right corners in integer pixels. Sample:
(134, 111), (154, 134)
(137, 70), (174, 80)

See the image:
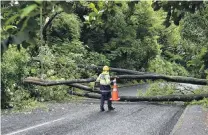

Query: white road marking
(5, 117), (66, 135)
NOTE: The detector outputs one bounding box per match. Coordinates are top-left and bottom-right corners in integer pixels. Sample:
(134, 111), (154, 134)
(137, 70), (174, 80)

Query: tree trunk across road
(68, 90), (208, 102)
(24, 73), (208, 86)
(23, 78), (207, 102)
(68, 83), (208, 102)
(23, 67), (208, 102)
(23, 77), (96, 86)
(117, 75), (208, 85)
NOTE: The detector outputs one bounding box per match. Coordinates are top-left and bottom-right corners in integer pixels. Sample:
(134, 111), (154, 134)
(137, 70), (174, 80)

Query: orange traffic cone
(110, 78), (120, 101)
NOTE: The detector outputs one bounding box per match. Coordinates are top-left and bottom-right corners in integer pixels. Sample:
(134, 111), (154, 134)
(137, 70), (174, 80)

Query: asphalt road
(118, 84), (149, 96)
(1, 85), (185, 135)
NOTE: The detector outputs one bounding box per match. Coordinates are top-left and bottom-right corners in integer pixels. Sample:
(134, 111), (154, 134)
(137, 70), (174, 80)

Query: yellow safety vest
(96, 71), (111, 85)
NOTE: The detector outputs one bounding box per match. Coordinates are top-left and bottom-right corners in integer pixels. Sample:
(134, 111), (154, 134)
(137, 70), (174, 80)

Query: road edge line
(169, 105), (189, 135)
(4, 117), (66, 135)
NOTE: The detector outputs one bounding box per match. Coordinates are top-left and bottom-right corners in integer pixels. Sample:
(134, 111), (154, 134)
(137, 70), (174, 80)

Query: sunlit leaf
(89, 3), (98, 13)
(4, 25), (17, 31)
(5, 14), (19, 25)
(21, 4), (38, 19)
(89, 3), (95, 9)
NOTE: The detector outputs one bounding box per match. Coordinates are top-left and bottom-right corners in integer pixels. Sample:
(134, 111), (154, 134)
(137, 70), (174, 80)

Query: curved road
(1, 85), (185, 135)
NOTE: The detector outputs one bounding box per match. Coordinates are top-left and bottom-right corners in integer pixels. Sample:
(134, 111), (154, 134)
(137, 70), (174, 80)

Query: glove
(94, 82), (100, 87)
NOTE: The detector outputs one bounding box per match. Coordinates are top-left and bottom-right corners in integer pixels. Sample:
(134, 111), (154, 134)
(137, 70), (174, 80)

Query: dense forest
(1, 1), (208, 109)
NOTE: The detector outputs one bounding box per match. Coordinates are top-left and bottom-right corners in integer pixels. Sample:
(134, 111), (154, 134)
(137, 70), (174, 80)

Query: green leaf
(21, 4), (38, 18)
(4, 25), (17, 31)
(89, 12), (97, 17)
(88, 3), (98, 13)
(89, 12), (97, 21)
(5, 14), (19, 25)
(20, 17), (30, 31)
(89, 3), (95, 9)
(31, 68), (37, 74)
(97, 1), (104, 9)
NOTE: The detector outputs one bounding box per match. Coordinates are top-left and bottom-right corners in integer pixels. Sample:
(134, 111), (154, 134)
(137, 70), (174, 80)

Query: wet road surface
(1, 85), (185, 135)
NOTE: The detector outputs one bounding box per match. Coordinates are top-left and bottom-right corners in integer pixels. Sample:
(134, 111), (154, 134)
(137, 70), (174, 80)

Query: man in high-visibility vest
(96, 66), (115, 112)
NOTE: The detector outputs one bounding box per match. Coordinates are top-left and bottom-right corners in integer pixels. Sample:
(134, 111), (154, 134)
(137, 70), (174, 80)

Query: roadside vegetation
(1, 1), (208, 111)
(138, 82), (208, 107)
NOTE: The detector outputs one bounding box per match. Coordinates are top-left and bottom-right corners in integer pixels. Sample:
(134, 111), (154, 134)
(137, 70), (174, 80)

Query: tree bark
(117, 75), (208, 85)
(23, 78), (101, 93)
(78, 65), (155, 75)
(23, 77), (95, 86)
(68, 90), (208, 102)
(68, 83), (101, 94)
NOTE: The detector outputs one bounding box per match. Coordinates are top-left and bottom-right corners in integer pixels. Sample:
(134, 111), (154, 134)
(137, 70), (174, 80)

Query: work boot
(100, 108), (105, 112)
(108, 107), (115, 111)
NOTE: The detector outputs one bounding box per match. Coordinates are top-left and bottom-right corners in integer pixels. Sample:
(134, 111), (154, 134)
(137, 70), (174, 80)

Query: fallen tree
(23, 77), (95, 86)
(68, 90), (208, 102)
(67, 84), (208, 101)
(69, 83), (101, 94)
(117, 75), (208, 85)
(23, 77), (208, 102)
(24, 73), (208, 86)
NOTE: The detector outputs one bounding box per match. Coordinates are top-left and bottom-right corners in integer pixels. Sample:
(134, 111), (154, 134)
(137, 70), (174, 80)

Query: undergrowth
(137, 82), (208, 107)
(188, 86), (208, 107)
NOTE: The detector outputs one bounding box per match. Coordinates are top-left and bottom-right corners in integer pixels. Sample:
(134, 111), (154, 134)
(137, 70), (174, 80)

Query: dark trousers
(100, 92), (112, 110)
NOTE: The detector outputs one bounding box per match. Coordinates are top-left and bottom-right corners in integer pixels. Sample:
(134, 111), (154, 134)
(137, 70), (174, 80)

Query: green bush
(34, 86), (71, 102)
(148, 55), (189, 76)
(190, 98), (208, 108)
(29, 41), (110, 102)
(1, 46), (33, 109)
(49, 13), (82, 42)
(139, 82), (175, 97)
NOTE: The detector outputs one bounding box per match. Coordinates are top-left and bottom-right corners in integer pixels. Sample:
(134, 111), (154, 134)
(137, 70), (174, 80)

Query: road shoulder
(170, 105), (208, 135)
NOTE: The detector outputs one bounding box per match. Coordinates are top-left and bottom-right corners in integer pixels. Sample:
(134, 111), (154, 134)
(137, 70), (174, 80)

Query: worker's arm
(96, 74), (101, 82)
(94, 74), (101, 87)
